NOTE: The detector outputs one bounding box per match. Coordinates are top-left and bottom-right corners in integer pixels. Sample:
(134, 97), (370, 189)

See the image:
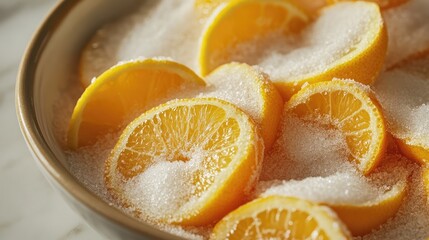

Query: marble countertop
(0, 0), (104, 239)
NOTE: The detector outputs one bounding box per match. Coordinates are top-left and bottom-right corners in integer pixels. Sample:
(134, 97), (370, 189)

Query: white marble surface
(0, 0), (104, 239)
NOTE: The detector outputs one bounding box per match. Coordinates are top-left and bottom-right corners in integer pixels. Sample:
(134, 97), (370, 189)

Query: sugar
(357, 165), (429, 240)
(260, 115), (353, 181)
(258, 152), (410, 204)
(231, 2), (378, 83)
(373, 61), (429, 148)
(81, 0), (203, 83)
(124, 156), (202, 220)
(383, 0), (429, 68)
(197, 63), (266, 127)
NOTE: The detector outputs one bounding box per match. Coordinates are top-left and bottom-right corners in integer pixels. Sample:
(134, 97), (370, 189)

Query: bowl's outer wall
(17, 0), (185, 239)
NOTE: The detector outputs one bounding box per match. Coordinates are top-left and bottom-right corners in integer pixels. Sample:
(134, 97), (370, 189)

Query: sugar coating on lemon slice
(105, 98), (263, 226)
(198, 63), (283, 150)
(374, 55), (429, 164)
(361, 165), (429, 240)
(224, 1), (386, 99)
(257, 156), (409, 236)
(284, 79), (386, 174)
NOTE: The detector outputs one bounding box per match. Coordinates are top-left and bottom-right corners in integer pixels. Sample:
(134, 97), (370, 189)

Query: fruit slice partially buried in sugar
(198, 0), (311, 77)
(285, 79), (386, 174)
(210, 196), (351, 240)
(374, 54), (429, 165)
(104, 98), (264, 226)
(199, 1), (387, 100)
(198, 62), (283, 151)
(257, 154), (409, 236)
(67, 58), (205, 149)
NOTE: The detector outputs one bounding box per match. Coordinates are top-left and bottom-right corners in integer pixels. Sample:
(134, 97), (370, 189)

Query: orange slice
(104, 98), (264, 226)
(285, 79), (386, 174)
(199, 63), (283, 150)
(211, 196), (351, 239)
(198, 0), (310, 76)
(67, 58), (205, 149)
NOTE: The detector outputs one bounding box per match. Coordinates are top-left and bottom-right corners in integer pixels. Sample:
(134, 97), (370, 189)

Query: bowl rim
(15, 1), (185, 239)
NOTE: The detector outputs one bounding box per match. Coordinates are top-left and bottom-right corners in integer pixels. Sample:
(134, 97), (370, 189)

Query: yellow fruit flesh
(105, 98), (263, 226)
(211, 196), (351, 240)
(68, 59), (205, 149)
(199, 0), (310, 76)
(329, 179), (407, 236)
(286, 80), (386, 174)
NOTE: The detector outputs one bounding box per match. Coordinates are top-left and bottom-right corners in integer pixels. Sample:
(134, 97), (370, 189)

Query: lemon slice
(286, 79), (386, 174)
(198, 0), (310, 77)
(199, 63), (283, 150)
(67, 58), (205, 149)
(199, 1), (387, 99)
(105, 98), (264, 226)
(211, 196), (351, 239)
(374, 54), (429, 165)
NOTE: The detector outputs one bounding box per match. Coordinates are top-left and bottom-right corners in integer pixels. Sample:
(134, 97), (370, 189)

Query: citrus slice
(374, 54), (429, 165)
(67, 58), (205, 149)
(198, 0), (311, 77)
(285, 79), (386, 174)
(104, 98), (264, 226)
(330, 177), (407, 236)
(327, 0), (409, 9)
(257, 155), (408, 236)
(211, 196), (351, 239)
(199, 1), (387, 100)
(199, 63), (283, 150)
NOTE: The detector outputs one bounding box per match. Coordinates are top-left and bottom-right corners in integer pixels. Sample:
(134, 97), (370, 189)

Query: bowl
(16, 1), (184, 239)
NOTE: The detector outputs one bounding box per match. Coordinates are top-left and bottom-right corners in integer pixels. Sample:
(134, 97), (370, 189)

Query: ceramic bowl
(16, 1), (183, 239)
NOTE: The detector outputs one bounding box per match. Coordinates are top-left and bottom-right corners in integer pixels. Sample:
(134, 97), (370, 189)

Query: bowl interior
(18, 0), (184, 239)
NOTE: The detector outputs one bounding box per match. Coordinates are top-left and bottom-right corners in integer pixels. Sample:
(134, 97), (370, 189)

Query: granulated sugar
(383, 0), (429, 68)
(243, 2), (378, 83)
(357, 166), (429, 240)
(374, 66), (429, 148)
(260, 115), (353, 181)
(81, 0), (203, 84)
(256, 157), (410, 205)
(123, 156), (202, 220)
(198, 63), (266, 127)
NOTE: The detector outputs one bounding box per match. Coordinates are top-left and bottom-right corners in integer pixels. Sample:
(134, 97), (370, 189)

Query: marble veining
(0, 0), (104, 239)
